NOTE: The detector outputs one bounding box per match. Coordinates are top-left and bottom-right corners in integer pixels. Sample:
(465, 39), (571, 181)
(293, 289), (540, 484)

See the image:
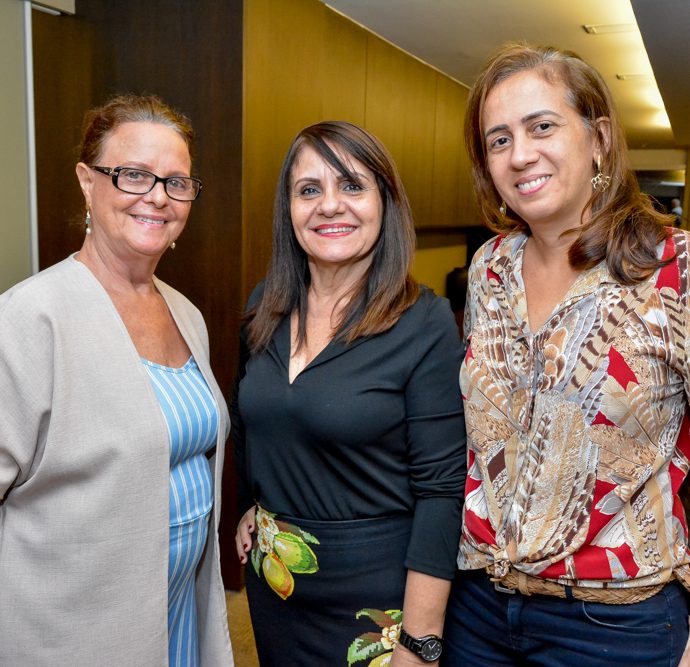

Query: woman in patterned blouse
(442, 43), (690, 666)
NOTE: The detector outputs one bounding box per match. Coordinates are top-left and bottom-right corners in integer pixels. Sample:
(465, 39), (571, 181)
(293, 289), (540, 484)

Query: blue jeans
(442, 569), (689, 666)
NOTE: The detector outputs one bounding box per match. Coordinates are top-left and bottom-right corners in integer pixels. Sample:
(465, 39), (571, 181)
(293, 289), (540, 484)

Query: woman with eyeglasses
(0, 94), (233, 667)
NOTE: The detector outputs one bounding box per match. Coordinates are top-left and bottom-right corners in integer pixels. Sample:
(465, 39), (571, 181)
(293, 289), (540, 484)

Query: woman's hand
(235, 506), (256, 564)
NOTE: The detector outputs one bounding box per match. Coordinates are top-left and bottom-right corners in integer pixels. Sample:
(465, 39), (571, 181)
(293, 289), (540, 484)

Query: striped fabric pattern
(142, 356), (219, 667)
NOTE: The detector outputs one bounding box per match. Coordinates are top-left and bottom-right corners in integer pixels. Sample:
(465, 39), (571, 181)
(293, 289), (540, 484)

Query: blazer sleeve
(0, 291), (53, 501)
(403, 294), (467, 580)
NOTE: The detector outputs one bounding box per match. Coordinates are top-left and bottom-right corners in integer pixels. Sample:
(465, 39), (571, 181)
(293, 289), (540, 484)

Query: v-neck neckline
(273, 314), (368, 385)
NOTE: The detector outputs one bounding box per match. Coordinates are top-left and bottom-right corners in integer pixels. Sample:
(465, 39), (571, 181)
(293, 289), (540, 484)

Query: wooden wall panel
(320, 9), (367, 124)
(243, 0), (324, 296)
(33, 8), (104, 270)
(452, 86), (480, 226)
(364, 36), (437, 226)
(432, 74), (467, 227)
(242, 0), (369, 296)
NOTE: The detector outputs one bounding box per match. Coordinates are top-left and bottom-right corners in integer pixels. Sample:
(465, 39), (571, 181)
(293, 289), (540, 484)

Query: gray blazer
(0, 256), (233, 666)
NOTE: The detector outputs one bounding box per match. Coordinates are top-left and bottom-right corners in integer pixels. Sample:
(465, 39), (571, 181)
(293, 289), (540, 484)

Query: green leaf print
(273, 532), (319, 573)
(347, 633), (386, 666)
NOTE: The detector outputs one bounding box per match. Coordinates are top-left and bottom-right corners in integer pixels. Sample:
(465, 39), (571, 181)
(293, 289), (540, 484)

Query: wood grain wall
(242, 0), (478, 298)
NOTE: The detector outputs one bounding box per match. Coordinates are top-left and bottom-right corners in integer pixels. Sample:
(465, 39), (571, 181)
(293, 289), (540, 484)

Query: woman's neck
(307, 257), (371, 305)
(523, 226), (573, 269)
(76, 238), (159, 296)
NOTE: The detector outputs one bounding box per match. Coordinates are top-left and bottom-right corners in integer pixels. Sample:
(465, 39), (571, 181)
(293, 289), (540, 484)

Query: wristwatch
(398, 628), (443, 662)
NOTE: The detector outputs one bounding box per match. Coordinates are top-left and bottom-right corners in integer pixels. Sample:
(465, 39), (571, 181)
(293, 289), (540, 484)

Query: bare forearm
(391, 570), (451, 666)
(401, 570), (451, 635)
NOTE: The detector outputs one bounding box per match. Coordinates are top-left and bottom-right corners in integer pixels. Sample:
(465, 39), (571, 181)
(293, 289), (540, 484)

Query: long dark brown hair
(465, 42), (672, 284)
(247, 121), (419, 354)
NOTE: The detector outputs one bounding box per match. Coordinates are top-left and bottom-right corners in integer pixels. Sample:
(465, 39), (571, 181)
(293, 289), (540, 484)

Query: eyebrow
(292, 171), (371, 186)
(484, 109), (563, 139)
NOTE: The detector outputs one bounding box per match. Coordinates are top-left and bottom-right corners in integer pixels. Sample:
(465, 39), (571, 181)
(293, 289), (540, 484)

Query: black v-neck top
(232, 285), (466, 579)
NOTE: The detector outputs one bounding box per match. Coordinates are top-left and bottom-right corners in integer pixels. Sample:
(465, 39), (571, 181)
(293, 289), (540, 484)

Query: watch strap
(398, 627), (443, 662)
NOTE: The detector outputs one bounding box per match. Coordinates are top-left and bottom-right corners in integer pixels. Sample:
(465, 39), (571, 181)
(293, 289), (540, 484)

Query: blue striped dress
(142, 356), (219, 667)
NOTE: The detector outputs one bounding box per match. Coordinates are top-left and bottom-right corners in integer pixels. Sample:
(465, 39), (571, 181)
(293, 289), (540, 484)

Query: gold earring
(499, 201), (507, 217)
(591, 155), (611, 192)
(85, 209), (92, 235)
(170, 241), (176, 250)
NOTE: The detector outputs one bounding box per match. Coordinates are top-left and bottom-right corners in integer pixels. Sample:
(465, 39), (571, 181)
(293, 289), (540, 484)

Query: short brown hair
(247, 120), (419, 353)
(465, 42), (671, 284)
(78, 94), (195, 166)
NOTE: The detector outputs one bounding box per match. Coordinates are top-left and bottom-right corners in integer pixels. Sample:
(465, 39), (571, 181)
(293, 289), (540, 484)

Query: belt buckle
(494, 581), (516, 595)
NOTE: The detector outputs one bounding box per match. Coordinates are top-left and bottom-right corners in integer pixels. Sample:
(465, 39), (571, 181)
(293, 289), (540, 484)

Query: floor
(226, 588), (260, 667)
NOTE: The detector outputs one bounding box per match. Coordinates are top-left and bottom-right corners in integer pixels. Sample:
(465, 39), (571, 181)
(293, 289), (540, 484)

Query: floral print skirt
(246, 507), (411, 666)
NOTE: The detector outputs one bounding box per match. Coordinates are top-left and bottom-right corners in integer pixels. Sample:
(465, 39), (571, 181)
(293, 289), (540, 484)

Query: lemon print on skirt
(251, 506), (320, 599)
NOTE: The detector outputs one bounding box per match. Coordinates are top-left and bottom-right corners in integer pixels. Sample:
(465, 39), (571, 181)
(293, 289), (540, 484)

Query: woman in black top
(233, 121), (466, 666)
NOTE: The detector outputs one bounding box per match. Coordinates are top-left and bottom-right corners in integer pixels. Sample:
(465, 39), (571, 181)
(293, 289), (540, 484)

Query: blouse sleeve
(403, 294), (467, 580)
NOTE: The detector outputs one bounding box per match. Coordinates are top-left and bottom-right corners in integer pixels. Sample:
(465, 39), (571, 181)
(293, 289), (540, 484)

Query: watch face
(420, 638), (443, 661)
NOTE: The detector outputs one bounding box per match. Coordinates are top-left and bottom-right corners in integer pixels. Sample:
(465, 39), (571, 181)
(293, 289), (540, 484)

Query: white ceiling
(323, 0), (690, 159)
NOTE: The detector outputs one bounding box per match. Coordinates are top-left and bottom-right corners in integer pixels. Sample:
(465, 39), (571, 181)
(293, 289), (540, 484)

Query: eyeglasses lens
(115, 168), (199, 201)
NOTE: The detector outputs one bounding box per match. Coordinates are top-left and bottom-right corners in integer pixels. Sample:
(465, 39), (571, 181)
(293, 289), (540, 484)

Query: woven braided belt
(488, 566), (665, 604)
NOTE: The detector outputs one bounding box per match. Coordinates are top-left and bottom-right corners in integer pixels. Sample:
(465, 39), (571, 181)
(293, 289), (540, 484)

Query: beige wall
(0, 1), (32, 292)
(412, 245), (467, 297)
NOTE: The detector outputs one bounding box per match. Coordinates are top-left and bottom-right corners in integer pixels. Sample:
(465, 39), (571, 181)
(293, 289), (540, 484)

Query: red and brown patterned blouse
(459, 228), (690, 590)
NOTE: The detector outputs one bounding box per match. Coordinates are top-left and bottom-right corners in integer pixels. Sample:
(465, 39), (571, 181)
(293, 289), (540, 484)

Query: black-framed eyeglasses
(90, 166), (202, 202)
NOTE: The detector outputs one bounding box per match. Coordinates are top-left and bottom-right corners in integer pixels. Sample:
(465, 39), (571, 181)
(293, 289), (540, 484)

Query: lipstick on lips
(312, 224), (356, 236)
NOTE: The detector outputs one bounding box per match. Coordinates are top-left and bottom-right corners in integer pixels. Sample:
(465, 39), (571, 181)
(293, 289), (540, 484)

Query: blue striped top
(142, 356), (219, 667)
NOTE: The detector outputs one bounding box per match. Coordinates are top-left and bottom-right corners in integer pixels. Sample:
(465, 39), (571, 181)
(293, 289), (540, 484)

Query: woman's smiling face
(77, 121), (193, 261)
(482, 69), (601, 234)
(289, 143), (383, 271)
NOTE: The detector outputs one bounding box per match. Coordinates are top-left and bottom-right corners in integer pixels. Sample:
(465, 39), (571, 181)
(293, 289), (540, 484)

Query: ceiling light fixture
(582, 23), (636, 35)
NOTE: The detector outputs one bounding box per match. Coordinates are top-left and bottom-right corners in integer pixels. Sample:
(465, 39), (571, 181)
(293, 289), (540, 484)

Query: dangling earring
(591, 155), (611, 192)
(170, 241), (176, 250)
(85, 209), (92, 235)
(499, 201), (507, 217)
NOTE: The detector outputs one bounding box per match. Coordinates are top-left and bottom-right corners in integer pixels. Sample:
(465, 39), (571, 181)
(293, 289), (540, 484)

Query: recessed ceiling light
(582, 23), (636, 35)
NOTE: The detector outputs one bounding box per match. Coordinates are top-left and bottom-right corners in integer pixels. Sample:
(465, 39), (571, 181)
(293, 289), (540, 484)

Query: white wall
(0, 1), (32, 291)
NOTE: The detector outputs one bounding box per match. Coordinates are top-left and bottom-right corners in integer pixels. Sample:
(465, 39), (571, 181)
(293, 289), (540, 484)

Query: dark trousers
(442, 569), (689, 666)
